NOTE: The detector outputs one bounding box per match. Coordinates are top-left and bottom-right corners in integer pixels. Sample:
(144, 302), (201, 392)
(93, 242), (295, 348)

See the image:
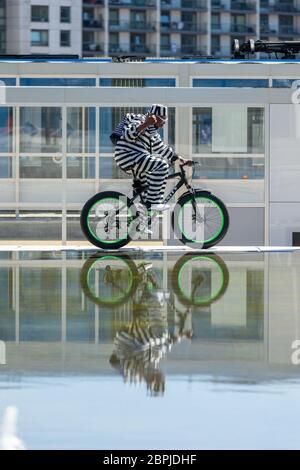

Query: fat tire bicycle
(80, 162), (229, 250)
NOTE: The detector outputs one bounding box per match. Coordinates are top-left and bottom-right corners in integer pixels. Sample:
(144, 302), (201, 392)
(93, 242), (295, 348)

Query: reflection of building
(1, 251), (299, 377)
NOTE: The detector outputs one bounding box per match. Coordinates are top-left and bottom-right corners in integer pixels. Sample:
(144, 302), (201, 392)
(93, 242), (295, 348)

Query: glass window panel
(60, 6), (71, 23)
(168, 107), (175, 148)
(20, 156), (62, 178)
(20, 107), (62, 153)
(193, 107), (265, 154)
(0, 157), (14, 178)
(100, 78), (176, 87)
(67, 156), (95, 178)
(248, 108), (265, 154)
(20, 267), (61, 342)
(192, 157), (264, 179)
(212, 106), (248, 153)
(66, 212), (86, 241)
(100, 106), (146, 153)
(60, 30), (71, 47)
(273, 79), (300, 88)
(0, 107), (13, 152)
(31, 5), (49, 22)
(193, 79), (269, 88)
(0, 78), (16, 86)
(193, 108), (212, 153)
(20, 78), (96, 87)
(99, 157), (131, 179)
(67, 107), (95, 153)
(31, 30), (49, 46)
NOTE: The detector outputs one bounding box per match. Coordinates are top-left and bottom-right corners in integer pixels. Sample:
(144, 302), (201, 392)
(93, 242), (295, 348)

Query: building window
(192, 107), (265, 179)
(60, 6), (71, 23)
(20, 107), (62, 153)
(193, 78), (269, 88)
(31, 5), (49, 22)
(31, 30), (49, 46)
(211, 13), (221, 31)
(211, 35), (220, 55)
(100, 78), (176, 87)
(60, 30), (71, 47)
(193, 107), (265, 155)
(109, 32), (120, 53)
(109, 9), (119, 26)
(20, 78), (96, 87)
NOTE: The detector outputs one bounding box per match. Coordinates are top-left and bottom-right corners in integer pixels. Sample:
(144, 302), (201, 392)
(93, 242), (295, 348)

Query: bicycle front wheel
(172, 254), (229, 307)
(172, 191), (229, 249)
(80, 191), (133, 250)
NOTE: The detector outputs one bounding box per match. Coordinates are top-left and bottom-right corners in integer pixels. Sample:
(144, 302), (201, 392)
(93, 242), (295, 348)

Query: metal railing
(109, 21), (156, 31)
(108, 0), (156, 7)
(83, 0), (104, 5)
(231, 1), (256, 11)
(108, 43), (157, 54)
(161, 21), (206, 32)
(83, 18), (103, 28)
(160, 45), (206, 56)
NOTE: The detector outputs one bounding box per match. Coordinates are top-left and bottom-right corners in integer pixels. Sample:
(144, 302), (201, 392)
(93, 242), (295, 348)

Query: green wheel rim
(178, 196), (225, 244)
(177, 255), (224, 305)
(87, 255), (133, 305)
(87, 197), (132, 245)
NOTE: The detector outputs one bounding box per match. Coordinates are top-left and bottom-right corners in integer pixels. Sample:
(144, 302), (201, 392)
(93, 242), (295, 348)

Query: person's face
(154, 115), (167, 129)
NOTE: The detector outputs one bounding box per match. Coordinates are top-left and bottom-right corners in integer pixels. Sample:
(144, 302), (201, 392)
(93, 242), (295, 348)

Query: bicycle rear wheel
(80, 191), (133, 250)
(80, 253), (138, 307)
(172, 190), (229, 249)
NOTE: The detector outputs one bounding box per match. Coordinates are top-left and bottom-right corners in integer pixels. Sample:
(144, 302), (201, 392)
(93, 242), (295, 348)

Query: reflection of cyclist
(109, 266), (171, 396)
(109, 306), (170, 396)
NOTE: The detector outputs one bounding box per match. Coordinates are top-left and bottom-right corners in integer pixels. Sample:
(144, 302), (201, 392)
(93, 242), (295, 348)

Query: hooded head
(147, 104), (168, 121)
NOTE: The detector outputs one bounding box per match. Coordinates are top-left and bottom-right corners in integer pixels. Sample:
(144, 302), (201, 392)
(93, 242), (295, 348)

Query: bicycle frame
(107, 166), (197, 222)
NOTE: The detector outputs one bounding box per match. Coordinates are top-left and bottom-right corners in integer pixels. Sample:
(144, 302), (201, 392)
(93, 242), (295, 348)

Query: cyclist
(114, 104), (192, 233)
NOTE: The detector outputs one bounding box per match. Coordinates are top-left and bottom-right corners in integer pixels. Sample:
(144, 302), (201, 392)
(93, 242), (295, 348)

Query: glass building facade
(0, 60), (299, 245)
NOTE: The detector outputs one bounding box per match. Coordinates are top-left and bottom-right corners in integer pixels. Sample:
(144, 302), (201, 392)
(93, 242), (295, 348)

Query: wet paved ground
(1, 250), (300, 449)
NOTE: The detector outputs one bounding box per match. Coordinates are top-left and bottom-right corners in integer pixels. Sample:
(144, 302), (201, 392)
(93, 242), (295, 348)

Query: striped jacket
(115, 113), (178, 171)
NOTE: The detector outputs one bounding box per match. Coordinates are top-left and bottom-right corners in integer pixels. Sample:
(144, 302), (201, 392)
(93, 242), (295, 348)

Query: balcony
(109, 21), (156, 31)
(160, 45), (206, 56)
(211, 1), (228, 10)
(130, 43), (156, 54)
(230, 1), (256, 12)
(265, 2), (300, 14)
(160, 0), (181, 7)
(108, 0), (156, 8)
(83, 0), (104, 6)
(108, 42), (156, 55)
(161, 21), (206, 33)
(82, 42), (104, 55)
(278, 25), (300, 36)
(211, 23), (225, 33)
(230, 24), (256, 34)
(181, 0), (207, 10)
(83, 18), (103, 29)
(212, 48), (230, 58)
(260, 26), (279, 35)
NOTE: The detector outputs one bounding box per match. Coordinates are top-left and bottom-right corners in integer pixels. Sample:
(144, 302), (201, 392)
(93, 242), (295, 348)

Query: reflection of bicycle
(80, 162), (229, 250)
(80, 253), (229, 396)
(80, 253), (229, 308)
(171, 254), (229, 308)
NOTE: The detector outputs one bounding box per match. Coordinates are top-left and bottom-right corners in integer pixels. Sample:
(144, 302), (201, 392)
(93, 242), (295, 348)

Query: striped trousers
(130, 153), (169, 205)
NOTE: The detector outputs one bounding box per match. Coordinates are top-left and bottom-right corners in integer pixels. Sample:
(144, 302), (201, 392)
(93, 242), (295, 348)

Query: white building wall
(6, 0), (82, 55)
